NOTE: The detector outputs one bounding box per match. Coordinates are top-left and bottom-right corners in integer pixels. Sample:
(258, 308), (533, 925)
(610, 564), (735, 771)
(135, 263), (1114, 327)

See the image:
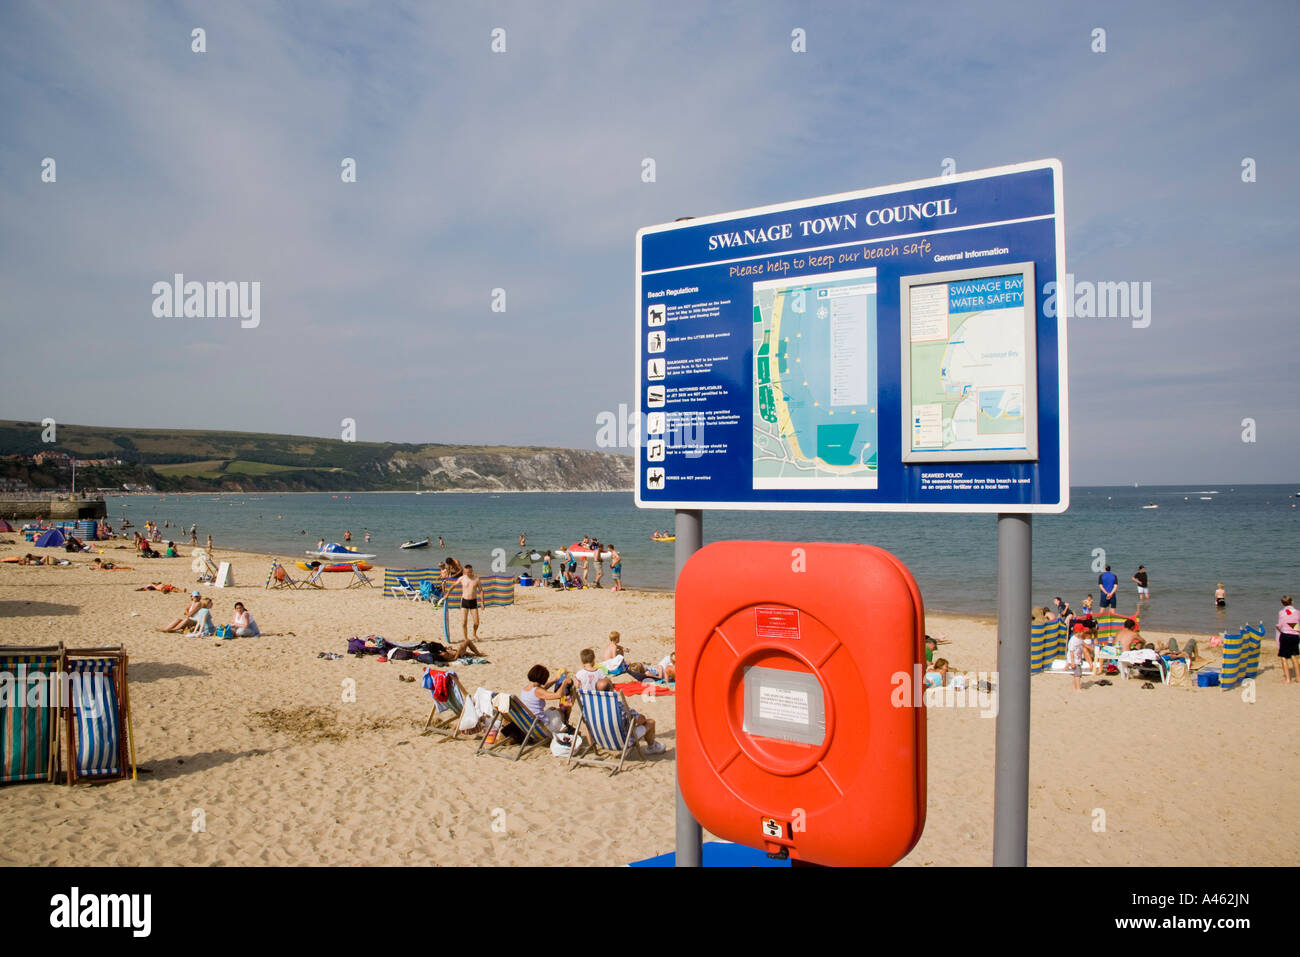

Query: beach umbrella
(507, 549), (544, 567)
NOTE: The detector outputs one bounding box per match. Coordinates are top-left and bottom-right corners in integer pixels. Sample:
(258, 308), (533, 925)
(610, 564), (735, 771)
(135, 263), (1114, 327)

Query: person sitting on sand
(231, 601), (260, 637)
(424, 635), (486, 662)
(924, 658), (950, 688)
(186, 597), (215, 637)
(165, 541), (178, 558)
(574, 649), (604, 690)
(593, 676), (665, 754)
(160, 591), (203, 633)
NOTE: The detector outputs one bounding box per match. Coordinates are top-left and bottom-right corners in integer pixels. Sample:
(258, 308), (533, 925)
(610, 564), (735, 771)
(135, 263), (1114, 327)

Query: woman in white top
(231, 601), (260, 637)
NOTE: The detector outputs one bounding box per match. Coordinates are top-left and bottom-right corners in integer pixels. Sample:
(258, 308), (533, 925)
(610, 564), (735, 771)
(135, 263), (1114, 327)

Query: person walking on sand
(457, 564), (484, 642)
(1277, 595), (1300, 684)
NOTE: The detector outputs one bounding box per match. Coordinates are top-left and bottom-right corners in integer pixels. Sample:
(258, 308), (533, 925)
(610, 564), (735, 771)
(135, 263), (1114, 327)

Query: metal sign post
(674, 508), (703, 867)
(993, 513), (1031, 866)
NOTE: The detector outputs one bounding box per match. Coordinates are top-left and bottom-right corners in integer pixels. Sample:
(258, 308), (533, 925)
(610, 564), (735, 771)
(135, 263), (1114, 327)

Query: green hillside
(0, 420), (625, 493)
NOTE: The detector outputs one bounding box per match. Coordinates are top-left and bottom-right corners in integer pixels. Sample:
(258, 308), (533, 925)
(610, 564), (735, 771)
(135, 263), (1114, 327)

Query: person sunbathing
(1117, 618), (1143, 651)
(136, 582), (179, 592)
(593, 676), (665, 754)
(160, 591), (203, 633)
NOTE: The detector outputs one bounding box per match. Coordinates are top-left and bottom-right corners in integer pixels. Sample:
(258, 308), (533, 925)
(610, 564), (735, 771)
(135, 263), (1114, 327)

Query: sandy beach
(1, 538), (1295, 867)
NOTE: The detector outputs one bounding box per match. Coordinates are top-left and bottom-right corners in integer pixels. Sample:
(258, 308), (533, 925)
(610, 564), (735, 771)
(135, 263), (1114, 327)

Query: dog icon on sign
(647, 305), (666, 326)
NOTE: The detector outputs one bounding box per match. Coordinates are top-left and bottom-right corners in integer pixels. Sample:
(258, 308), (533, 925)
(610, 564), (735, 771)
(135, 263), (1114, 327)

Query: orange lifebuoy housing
(675, 540), (926, 866)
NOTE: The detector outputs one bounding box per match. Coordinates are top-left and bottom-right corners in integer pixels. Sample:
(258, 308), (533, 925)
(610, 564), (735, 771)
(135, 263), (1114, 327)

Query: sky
(1, 0), (1296, 485)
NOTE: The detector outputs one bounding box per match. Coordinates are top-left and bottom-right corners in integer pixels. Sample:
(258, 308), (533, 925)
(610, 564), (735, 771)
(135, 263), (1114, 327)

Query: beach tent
(0, 519), (13, 532)
(35, 528), (66, 548)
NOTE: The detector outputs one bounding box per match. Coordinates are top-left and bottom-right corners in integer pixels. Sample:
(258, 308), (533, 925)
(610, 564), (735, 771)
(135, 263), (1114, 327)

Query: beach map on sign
(907, 273), (1028, 454)
(752, 268), (879, 489)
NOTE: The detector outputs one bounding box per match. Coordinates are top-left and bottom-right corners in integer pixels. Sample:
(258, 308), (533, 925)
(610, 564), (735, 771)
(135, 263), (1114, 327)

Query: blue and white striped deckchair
(391, 577), (420, 600)
(422, 670), (473, 739)
(569, 689), (641, 775)
(346, 563), (374, 589)
(64, 647), (135, 784)
(0, 645), (63, 784)
(476, 694), (552, 761)
(300, 564), (326, 590)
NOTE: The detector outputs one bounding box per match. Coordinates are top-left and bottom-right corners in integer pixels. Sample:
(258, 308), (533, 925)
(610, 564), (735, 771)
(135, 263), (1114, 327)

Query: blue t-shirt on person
(1099, 571), (1118, 595)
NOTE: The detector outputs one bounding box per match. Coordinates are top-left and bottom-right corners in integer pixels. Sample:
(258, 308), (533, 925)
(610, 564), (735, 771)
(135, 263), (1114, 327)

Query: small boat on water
(401, 539), (430, 549)
(1142, 503), (1158, 509)
(651, 534), (676, 542)
(307, 543), (377, 560)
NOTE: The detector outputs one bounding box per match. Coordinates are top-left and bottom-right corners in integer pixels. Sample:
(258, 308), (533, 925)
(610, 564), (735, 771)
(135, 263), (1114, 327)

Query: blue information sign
(634, 160), (1068, 513)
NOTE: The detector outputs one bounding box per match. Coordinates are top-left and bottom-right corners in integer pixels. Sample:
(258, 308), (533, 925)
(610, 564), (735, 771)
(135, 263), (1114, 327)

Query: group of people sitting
(158, 590), (260, 638)
(133, 533), (178, 559)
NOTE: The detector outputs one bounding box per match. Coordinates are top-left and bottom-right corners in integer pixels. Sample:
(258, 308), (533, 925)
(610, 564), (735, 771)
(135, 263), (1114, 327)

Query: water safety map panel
(634, 159), (1068, 513)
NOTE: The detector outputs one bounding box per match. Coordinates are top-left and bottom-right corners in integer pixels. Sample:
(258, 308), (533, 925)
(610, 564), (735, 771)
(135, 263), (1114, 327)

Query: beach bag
(215, 624), (233, 639)
(550, 732), (581, 758)
(389, 647), (414, 661)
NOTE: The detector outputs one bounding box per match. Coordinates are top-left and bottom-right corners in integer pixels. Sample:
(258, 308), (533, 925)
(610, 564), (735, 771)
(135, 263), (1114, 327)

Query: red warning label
(754, 605), (801, 640)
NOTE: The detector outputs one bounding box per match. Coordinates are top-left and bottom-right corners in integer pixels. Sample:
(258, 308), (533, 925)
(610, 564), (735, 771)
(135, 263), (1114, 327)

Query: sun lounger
(346, 563), (374, 589)
(568, 688), (643, 775)
(0, 644), (64, 784)
(391, 576), (420, 600)
(476, 693), (553, 761)
(64, 646), (135, 784)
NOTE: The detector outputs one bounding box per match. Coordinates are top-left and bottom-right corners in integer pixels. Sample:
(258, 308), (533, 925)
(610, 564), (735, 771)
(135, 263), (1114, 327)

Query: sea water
(109, 484), (1300, 635)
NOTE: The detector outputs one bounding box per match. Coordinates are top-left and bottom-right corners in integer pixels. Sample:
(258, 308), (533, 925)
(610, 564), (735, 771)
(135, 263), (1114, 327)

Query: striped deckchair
(346, 563), (374, 589)
(1221, 624), (1264, 691)
(0, 644), (64, 784)
(64, 647), (135, 784)
(422, 670), (474, 739)
(300, 564), (326, 590)
(265, 559), (301, 590)
(569, 688), (641, 775)
(476, 694), (552, 761)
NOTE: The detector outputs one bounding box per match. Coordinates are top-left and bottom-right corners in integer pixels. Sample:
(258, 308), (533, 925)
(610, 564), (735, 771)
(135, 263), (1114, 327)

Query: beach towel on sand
(614, 681), (675, 697)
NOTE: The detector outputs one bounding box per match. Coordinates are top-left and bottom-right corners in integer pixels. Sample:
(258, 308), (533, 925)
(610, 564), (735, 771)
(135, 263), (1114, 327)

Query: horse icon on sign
(646, 467), (665, 489)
